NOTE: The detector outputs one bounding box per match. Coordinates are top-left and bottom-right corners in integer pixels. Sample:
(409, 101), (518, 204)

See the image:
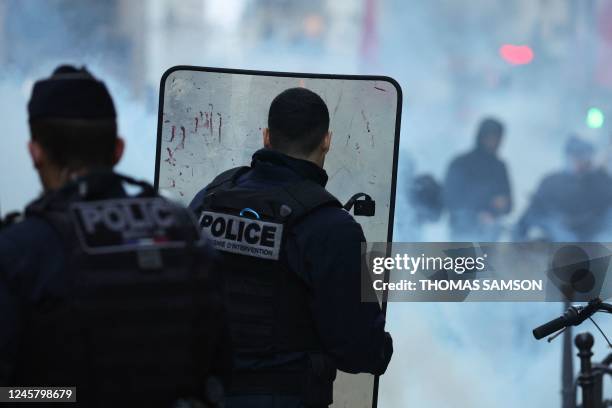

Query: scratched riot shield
(155, 66), (402, 408)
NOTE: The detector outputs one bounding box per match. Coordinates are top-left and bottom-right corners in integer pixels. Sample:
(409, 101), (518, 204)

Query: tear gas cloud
(1, 0), (611, 406)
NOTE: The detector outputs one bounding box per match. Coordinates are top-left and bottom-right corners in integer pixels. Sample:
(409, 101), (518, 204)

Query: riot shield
(154, 66), (402, 408)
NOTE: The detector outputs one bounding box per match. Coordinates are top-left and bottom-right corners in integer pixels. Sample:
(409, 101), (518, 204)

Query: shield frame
(154, 65), (403, 408)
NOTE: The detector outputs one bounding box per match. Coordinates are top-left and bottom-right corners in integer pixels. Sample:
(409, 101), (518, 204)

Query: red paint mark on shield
(204, 112), (210, 129)
(164, 148), (176, 166)
(178, 126), (186, 149)
(499, 44), (534, 65)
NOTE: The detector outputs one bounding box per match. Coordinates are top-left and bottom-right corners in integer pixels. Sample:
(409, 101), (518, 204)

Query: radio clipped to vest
(343, 192), (376, 217)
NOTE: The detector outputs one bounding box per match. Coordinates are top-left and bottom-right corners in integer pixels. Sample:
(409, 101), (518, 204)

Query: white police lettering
(199, 211), (283, 260)
(70, 198), (188, 254)
(78, 199), (174, 233)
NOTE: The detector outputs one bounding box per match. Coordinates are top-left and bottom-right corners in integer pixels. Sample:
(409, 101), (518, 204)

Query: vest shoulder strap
(206, 166), (250, 194)
(202, 168), (342, 225)
(280, 180), (343, 226)
(24, 190), (76, 248)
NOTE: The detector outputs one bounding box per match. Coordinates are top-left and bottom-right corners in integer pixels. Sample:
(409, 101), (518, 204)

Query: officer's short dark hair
(27, 65), (118, 169)
(268, 87), (330, 155)
(29, 119), (117, 168)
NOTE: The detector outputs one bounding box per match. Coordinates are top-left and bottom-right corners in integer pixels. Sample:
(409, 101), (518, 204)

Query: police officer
(0, 66), (231, 407)
(190, 87), (393, 408)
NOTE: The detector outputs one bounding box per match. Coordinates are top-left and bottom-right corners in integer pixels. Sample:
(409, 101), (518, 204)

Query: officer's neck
(285, 151), (325, 169)
(40, 165), (101, 192)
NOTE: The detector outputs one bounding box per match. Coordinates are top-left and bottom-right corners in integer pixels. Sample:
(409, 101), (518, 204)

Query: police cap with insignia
(28, 65), (116, 121)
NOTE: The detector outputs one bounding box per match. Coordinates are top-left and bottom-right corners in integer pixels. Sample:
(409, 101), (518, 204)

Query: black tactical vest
(12, 172), (224, 408)
(194, 167), (342, 404)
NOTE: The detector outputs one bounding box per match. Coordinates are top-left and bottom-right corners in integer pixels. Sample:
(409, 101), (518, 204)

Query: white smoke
(1, 1), (611, 406)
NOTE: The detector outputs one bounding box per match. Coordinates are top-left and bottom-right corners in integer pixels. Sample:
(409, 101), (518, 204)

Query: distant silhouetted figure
(515, 135), (612, 242)
(444, 118), (512, 241)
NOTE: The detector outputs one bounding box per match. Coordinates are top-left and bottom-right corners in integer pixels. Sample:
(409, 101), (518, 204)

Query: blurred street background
(1, 1), (612, 406)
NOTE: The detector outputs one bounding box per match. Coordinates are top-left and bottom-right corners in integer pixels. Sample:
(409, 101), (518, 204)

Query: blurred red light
(499, 44), (534, 65)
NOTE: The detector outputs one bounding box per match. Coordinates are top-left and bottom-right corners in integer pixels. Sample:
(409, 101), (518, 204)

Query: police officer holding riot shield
(190, 88), (393, 408)
(0, 66), (231, 407)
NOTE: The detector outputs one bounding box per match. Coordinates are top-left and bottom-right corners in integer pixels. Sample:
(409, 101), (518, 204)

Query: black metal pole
(575, 332), (596, 408)
(562, 320), (576, 408)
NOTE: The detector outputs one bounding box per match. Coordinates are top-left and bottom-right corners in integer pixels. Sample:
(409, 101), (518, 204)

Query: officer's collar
(63, 170), (127, 199)
(251, 148), (329, 187)
(26, 170), (125, 215)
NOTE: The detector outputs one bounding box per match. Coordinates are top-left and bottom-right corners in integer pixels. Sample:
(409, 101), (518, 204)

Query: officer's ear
(112, 137), (125, 166)
(28, 140), (45, 169)
(321, 131), (332, 154)
(263, 128), (272, 148)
